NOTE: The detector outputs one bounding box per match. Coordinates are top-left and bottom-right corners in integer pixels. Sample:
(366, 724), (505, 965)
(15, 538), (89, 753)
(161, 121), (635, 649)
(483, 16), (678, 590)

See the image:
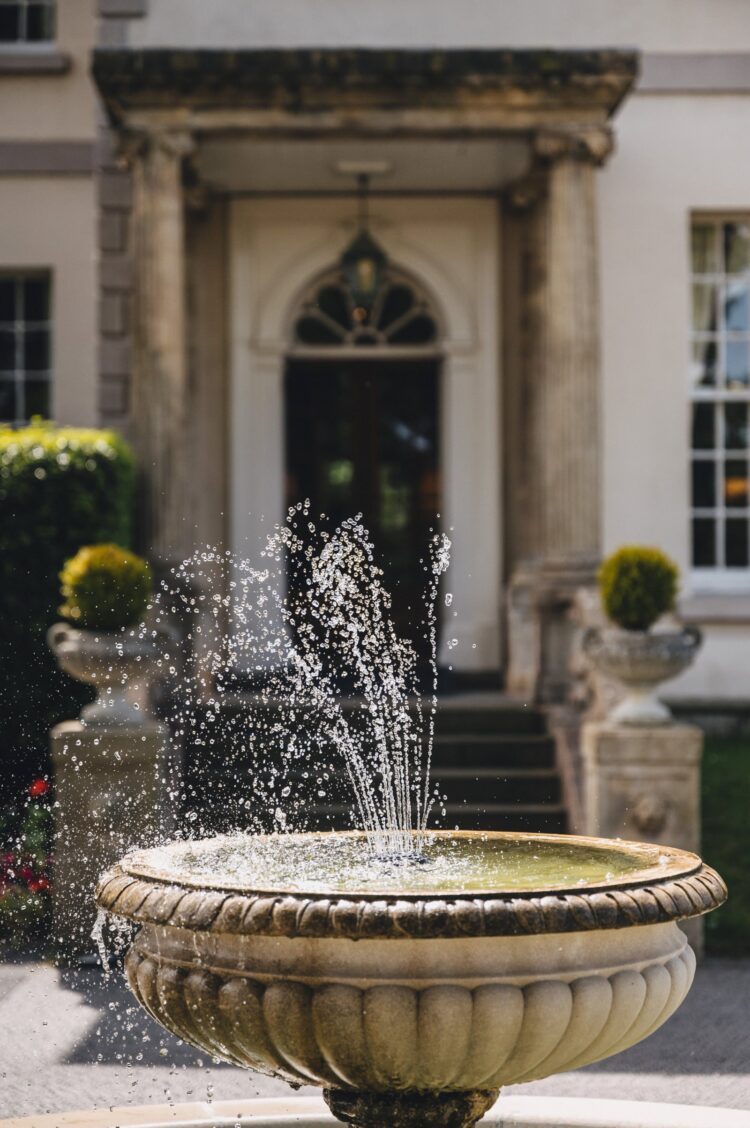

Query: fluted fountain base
(323, 1088), (500, 1128)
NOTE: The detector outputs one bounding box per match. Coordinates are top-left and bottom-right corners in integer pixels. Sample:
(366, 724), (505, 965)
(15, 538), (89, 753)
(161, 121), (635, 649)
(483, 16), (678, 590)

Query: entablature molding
(92, 47), (638, 139)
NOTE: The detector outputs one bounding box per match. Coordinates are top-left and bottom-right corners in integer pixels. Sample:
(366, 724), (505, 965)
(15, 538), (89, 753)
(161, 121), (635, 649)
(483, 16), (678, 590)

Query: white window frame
(690, 214), (750, 592)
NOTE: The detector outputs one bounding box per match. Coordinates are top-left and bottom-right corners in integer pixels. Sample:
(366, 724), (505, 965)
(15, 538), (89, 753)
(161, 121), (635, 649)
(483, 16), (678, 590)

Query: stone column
(507, 126), (613, 702)
(131, 129), (194, 563)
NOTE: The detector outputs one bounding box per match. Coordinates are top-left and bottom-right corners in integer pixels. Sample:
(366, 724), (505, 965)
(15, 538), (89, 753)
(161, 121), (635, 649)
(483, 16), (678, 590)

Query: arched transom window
(292, 265), (440, 349)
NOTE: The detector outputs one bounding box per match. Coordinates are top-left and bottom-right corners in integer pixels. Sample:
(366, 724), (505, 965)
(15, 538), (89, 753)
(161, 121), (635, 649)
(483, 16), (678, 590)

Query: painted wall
(129, 0), (750, 52)
(0, 0), (97, 429)
(0, 177), (98, 427)
(598, 92), (750, 698)
(0, 2), (96, 138)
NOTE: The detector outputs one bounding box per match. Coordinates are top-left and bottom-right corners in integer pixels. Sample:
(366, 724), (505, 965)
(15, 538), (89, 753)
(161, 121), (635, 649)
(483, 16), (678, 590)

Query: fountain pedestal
(324, 1088), (499, 1128)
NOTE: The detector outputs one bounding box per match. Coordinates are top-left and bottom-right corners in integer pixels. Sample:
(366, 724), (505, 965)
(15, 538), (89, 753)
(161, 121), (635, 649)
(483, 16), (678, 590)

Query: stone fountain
(96, 829), (726, 1128)
(92, 513), (726, 1127)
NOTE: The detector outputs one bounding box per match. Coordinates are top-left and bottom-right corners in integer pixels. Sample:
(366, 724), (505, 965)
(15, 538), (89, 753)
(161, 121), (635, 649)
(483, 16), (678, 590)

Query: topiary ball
(59, 544), (152, 631)
(598, 546), (679, 632)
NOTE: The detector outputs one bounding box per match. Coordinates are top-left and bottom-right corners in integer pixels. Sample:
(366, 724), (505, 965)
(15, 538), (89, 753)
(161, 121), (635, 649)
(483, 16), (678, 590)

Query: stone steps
(434, 766), (562, 805)
(440, 803), (569, 833)
(431, 733), (557, 769)
(311, 802), (568, 835)
(182, 694), (568, 837)
(428, 702), (566, 833)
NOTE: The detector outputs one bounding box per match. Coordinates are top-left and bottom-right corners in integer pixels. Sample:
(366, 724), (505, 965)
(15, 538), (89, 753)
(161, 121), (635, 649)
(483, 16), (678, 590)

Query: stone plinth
(50, 720), (171, 956)
(582, 721), (704, 952)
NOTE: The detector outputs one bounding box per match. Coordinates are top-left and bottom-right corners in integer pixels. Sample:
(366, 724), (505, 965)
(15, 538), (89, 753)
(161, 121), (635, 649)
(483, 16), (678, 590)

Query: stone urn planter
(96, 830), (726, 1128)
(582, 626), (701, 726)
(48, 622), (163, 727)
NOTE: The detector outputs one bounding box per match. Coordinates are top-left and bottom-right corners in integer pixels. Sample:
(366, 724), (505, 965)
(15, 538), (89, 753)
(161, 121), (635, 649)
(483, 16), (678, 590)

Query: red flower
(27, 877), (50, 894)
(28, 778), (49, 798)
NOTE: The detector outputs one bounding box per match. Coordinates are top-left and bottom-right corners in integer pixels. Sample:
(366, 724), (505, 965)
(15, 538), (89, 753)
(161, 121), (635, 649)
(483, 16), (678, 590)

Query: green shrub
(0, 420), (136, 795)
(598, 546), (679, 631)
(60, 543), (151, 631)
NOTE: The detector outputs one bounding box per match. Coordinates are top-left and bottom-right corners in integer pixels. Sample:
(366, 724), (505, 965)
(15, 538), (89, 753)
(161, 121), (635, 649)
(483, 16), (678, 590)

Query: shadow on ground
(58, 966), (233, 1069)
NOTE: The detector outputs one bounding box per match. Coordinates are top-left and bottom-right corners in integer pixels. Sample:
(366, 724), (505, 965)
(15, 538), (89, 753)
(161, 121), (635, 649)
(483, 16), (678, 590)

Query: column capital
(119, 126), (196, 167)
(533, 125), (615, 167)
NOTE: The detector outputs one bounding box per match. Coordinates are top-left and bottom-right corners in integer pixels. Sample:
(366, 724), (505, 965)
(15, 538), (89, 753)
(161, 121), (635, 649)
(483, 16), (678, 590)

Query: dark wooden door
(285, 358), (440, 632)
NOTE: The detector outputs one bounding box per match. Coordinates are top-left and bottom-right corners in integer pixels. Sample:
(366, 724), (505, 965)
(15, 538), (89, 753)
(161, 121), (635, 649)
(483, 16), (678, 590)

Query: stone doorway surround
(228, 195), (502, 671)
(92, 47), (638, 697)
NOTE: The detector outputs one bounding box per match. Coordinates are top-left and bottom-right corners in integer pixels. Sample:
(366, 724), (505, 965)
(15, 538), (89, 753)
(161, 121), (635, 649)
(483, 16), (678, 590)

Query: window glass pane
(690, 338), (717, 387)
(725, 403), (748, 449)
(692, 402), (715, 450)
(26, 2), (54, 41)
(724, 458), (749, 507)
(379, 285), (414, 329)
(23, 328), (49, 371)
(725, 518), (749, 566)
(389, 314), (437, 345)
(692, 282), (718, 333)
(0, 379), (16, 421)
(724, 222), (750, 274)
(692, 517), (716, 566)
(23, 277), (49, 321)
(0, 5), (20, 41)
(295, 316), (341, 346)
(24, 377), (50, 418)
(316, 286), (349, 329)
(726, 340), (750, 389)
(0, 279), (16, 322)
(0, 327), (15, 370)
(692, 459), (715, 507)
(725, 281), (749, 331)
(691, 224), (718, 274)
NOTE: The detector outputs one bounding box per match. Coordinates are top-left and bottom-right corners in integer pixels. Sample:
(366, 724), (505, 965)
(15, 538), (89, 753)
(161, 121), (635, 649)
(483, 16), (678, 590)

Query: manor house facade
(3, 1), (750, 708)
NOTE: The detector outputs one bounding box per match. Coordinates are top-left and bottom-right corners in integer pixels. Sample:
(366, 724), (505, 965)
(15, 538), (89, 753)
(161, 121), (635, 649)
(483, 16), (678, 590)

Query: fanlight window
(293, 267), (439, 348)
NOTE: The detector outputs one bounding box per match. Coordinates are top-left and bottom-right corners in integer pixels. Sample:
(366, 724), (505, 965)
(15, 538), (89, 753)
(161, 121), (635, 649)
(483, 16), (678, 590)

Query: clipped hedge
(0, 421), (135, 795)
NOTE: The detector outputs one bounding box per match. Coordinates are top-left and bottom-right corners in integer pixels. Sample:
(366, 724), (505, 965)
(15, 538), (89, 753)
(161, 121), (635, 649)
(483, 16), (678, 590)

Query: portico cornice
(92, 48), (638, 138)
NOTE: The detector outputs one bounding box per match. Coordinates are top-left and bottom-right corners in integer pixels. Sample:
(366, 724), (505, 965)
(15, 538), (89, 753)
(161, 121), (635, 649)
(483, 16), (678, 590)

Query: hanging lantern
(341, 230), (387, 318)
(339, 173), (388, 320)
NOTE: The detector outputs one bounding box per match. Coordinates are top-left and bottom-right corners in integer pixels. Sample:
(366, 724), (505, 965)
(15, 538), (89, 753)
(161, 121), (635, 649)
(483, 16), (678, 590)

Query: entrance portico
(93, 47), (637, 696)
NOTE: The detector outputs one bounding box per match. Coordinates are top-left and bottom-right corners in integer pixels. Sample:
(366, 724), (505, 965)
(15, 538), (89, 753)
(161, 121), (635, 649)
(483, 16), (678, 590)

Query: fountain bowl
(96, 830), (726, 1128)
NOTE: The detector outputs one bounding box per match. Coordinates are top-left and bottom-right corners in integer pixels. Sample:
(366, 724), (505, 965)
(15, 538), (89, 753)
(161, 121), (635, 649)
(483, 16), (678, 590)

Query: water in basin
(122, 830), (683, 897)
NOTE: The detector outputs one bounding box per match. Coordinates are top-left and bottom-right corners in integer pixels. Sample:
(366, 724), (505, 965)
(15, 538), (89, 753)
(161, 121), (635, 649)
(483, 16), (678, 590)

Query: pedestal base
(51, 719), (172, 956)
(323, 1089), (500, 1128)
(582, 720), (704, 954)
(507, 559), (597, 704)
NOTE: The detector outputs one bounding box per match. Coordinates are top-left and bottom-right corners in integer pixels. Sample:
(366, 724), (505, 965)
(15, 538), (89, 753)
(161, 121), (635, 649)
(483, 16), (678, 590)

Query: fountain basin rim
(96, 831), (727, 939)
